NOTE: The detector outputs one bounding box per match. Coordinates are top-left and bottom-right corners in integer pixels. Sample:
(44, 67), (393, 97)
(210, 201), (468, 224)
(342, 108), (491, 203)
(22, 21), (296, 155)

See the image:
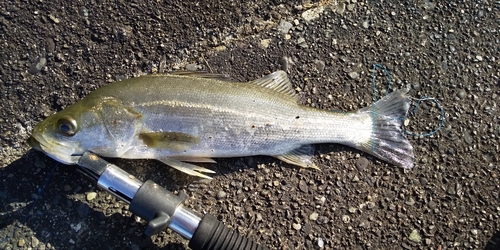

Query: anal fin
(158, 157), (216, 179)
(273, 145), (319, 169)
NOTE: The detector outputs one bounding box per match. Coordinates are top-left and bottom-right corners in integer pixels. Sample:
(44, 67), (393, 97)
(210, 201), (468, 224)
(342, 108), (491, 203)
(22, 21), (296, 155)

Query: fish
(28, 70), (414, 179)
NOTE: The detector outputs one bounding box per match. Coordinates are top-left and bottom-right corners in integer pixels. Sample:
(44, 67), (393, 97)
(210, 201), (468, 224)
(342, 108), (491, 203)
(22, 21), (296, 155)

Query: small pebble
(187, 184), (199, 192)
(457, 89), (466, 99)
(318, 237), (324, 248)
(79, 7), (89, 17)
(352, 175), (359, 182)
(269, 10), (281, 20)
(314, 59), (325, 72)
(419, 177), (428, 186)
(32, 236), (39, 247)
(255, 213), (263, 221)
(63, 185), (72, 192)
(412, 82), (421, 91)
(86, 192), (97, 201)
(464, 132), (473, 144)
(315, 216), (327, 225)
(428, 200), (437, 209)
(362, 20), (369, 29)
(48, 14), (60, 23)
(335, 2), (346, 14)
(277, 21), (293, 34)
(296, 37), (308, 48)
(405, 197), (415, 206)
(309, 212), (319, 221)
(342, 215), (350, 223)
(215, 45), (226, 51)
(348, 71), (359, 79)
(260, 39), (271, 49)
(298, 180), (308, 193)
(409, 229), (421, 243)
(29, 57), (47, 75)
(301, 6), (324, 22)
(348, 207), (356, 214)
(355, 157), (368, 171)
(216, 190), (227, 199)
(18, 238), (25, 247)
(292, 223), (302, 230)
(71, 223), (82, 232)
(185, 63), (198, 71)
(46, 38), (55, 53)
(447, 184), (456, 195)
(404, 118), (410, 126)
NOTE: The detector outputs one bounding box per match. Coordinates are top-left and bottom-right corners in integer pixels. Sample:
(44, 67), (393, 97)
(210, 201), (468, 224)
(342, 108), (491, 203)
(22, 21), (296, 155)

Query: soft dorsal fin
(168, 71), (232, 81)
(249, 71), (297, 98)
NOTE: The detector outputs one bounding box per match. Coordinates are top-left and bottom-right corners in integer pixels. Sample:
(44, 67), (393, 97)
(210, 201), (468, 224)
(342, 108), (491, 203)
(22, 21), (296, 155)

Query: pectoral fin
(139, 132), (200, 151)
(274, 145), (319, 169)
(158, 157), (216, 179)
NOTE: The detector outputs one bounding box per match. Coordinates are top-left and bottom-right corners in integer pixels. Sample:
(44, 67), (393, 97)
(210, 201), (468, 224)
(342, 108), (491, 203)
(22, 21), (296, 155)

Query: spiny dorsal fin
(249, 71), (297, 98)
(168, 71), (232, 81)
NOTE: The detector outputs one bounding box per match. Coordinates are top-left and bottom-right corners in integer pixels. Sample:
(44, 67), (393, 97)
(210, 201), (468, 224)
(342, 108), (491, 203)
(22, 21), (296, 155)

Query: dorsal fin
(248, 71), (297, 98)
(168, 71), (232, 81)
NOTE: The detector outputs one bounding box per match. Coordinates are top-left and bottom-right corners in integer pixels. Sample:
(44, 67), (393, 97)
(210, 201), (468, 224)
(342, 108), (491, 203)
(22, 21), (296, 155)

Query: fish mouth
(28, 134), (81, 165)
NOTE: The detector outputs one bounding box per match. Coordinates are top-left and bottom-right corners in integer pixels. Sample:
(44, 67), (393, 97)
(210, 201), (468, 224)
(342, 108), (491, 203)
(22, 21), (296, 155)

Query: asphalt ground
(0, 1), (499, 249)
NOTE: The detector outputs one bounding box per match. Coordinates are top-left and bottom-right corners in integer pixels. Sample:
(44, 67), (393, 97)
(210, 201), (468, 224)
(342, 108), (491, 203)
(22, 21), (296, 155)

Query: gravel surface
(1, 1), (499, 249)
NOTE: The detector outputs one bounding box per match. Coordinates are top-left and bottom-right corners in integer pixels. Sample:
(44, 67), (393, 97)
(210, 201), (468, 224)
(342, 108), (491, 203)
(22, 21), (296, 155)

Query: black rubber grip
(189, 214), (269, 250)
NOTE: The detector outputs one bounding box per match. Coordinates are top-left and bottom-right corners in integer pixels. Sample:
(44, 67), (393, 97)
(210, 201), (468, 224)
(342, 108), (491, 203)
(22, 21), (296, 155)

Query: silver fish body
(29, 71), (414, 178)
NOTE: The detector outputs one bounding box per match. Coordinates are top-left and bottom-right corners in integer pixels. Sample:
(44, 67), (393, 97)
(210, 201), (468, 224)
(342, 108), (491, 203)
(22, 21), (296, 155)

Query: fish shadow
(0, 149), (192, 250)
(1, 147), (311, 249)
(484, 230), (500, 250)
(1, 144), (374, 249)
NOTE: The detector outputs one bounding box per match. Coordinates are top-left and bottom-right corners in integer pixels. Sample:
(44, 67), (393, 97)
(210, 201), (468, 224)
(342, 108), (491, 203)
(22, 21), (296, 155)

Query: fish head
(28, 96), (142, 164)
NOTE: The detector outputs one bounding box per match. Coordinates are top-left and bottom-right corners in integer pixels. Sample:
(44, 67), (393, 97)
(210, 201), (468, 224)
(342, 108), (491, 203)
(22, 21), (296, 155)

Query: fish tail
(356, 89), (414, 168)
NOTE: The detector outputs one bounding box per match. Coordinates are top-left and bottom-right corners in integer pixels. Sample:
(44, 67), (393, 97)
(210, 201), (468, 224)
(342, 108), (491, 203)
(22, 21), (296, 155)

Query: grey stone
(277, 21), (293, 34)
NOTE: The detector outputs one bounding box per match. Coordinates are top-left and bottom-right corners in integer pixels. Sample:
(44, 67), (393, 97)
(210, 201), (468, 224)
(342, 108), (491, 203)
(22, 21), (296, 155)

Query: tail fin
(356, 89), (414, 169)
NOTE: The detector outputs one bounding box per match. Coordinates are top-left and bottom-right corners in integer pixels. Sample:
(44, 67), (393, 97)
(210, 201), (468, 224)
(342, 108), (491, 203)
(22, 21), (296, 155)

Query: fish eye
(56, 116), (78, 136)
